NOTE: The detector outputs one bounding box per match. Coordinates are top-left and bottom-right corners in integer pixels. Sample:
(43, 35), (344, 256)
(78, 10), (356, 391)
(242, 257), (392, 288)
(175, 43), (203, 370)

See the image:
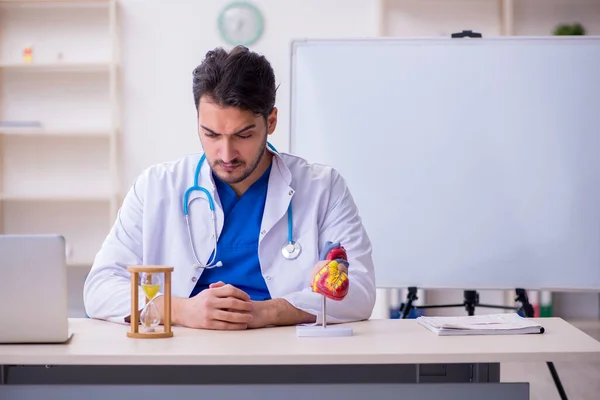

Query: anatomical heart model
(297, 241), (353, 337)
(312, 241), (350, 301)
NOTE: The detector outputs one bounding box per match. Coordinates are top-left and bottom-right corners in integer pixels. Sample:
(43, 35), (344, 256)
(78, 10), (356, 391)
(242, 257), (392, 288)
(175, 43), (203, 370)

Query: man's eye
(238, 134), (252, 139)
(205, 132), (217, 138)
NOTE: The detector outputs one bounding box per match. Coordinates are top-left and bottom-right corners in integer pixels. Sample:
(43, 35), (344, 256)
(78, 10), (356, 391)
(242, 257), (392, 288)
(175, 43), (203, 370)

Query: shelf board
(0, 128), (111, 138)
(0, 0), (110, 5)
(0, 62), (113, 72)
(0, 0), (109, 2)
(67, 261), (93, 268)
(0, 194), (112, 202)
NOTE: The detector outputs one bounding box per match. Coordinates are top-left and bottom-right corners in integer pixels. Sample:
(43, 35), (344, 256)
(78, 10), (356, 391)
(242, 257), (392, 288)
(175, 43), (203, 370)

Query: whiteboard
(289, 37), (600, 291)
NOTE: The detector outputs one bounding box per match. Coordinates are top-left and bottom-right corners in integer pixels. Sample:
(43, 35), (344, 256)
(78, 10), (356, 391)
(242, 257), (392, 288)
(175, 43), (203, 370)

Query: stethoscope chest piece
(282, 241), (302, 260)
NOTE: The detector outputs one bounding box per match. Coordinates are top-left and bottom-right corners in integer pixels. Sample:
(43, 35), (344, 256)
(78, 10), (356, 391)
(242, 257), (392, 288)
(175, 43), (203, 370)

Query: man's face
(197, 96), (277, 185)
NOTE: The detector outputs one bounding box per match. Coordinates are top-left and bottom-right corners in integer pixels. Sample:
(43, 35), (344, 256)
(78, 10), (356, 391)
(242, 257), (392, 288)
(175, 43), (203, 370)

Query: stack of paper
(416, 313), (545, 336)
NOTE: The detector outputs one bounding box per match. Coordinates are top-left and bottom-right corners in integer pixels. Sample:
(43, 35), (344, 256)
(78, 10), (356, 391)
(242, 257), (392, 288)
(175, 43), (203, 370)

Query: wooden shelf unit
(0, 0), (120, 268)
(0, 61), (112, 72)
(0, 127), (111, 137)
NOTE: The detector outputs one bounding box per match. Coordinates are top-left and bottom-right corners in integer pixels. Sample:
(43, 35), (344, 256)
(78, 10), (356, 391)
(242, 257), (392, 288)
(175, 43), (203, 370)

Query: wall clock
(218, 2), (264, 46)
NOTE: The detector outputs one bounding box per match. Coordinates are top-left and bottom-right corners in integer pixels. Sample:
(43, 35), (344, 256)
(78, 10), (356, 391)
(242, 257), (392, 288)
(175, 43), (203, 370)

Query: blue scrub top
(189, 163), (272, 301)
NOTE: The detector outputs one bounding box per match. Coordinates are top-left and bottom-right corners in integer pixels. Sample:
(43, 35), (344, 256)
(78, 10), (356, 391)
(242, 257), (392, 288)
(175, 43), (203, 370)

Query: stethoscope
(183, 142), (302, 269)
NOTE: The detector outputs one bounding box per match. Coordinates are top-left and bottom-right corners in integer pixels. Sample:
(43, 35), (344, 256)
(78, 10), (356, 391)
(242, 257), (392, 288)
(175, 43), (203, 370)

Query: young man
(84, 46), (376, 330)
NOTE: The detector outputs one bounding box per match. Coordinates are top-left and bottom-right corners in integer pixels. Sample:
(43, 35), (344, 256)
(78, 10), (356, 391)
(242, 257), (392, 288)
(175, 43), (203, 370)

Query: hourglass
(126, 265), (174, 339)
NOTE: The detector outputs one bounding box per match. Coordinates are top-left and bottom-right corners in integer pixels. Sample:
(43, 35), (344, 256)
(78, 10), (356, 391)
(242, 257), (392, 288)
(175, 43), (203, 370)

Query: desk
(1, 318), (599, 400)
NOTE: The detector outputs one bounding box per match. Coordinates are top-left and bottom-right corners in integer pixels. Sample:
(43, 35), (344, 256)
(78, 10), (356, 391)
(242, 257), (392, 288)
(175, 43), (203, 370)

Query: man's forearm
(257, 298), (316, 327)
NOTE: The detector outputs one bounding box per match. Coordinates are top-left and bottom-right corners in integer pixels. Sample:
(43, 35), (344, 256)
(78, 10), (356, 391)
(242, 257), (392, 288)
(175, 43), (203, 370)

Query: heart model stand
(296, 241), (353, 337)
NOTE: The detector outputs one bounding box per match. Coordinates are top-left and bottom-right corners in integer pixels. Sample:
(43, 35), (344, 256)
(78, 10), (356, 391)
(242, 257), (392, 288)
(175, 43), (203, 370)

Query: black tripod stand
(399, 287), (568, 400)
(399, 287), (524, 318)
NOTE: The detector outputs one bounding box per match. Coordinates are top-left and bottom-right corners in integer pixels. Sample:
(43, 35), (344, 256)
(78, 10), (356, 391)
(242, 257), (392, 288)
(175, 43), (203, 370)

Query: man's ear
(267, 107), (278, 135)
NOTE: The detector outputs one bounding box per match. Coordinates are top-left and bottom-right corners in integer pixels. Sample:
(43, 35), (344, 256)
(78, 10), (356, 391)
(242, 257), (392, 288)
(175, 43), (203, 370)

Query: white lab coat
(83, 149), (376, 325)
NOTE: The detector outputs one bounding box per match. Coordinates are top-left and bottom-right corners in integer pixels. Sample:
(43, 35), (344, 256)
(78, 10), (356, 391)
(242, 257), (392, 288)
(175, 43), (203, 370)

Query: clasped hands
(174, 258), (338, 331)
(175, 281), (260, 330)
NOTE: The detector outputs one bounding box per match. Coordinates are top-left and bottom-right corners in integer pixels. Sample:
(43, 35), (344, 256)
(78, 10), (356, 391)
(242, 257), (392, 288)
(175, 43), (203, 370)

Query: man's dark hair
(192, 46), (277, 119)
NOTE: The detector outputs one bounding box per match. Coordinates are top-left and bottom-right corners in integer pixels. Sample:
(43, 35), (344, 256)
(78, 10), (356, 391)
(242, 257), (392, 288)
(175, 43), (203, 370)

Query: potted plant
(553, 23), (586, 35)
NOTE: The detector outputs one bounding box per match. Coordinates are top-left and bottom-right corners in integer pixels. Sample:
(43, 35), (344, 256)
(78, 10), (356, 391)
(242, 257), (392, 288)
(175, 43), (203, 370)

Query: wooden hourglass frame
(126, 265), (174, 339)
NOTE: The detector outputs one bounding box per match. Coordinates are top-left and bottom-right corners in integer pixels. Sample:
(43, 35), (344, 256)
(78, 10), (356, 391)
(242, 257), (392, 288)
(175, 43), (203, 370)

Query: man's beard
(212, 136), (267, 184)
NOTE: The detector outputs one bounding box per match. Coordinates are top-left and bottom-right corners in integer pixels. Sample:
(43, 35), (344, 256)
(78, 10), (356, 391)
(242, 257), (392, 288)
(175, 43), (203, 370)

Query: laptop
(0, 234), (72, 343)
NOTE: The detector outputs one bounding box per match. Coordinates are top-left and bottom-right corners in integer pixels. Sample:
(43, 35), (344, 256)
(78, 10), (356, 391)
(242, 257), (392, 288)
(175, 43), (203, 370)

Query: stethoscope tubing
(183, 143), (301, 269)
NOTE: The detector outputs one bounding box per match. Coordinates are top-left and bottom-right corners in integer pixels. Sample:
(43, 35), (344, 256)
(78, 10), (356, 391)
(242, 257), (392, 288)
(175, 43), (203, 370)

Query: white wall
(384, 0), (502, 37)
(118, 0), (380, 191)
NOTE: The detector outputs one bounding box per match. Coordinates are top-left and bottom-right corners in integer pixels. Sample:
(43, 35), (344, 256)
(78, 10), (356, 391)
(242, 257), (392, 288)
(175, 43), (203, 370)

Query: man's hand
(168, 281), (254, 330)
(246, 300), (269, 329)
(246, 298), (316, 329)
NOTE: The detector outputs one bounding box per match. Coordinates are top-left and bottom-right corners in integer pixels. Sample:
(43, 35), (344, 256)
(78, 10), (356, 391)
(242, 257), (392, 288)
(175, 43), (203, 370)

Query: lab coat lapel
(261, 151), (293, 237)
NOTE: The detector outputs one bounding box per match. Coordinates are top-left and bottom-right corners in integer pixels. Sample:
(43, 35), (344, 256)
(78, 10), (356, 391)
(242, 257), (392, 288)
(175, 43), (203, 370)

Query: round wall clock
(218, 2), (264, 46)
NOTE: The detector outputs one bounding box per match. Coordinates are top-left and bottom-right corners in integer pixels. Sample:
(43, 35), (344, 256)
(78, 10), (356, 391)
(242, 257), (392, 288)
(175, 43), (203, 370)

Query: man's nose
(220, 140), (236, 163)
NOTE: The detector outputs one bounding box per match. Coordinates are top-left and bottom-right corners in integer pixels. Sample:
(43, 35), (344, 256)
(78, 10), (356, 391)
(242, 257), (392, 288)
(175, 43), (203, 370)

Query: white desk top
(1, 318), (599, 366)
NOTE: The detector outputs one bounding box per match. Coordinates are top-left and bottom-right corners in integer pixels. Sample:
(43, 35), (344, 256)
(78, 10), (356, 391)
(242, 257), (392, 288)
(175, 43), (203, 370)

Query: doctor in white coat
(84, 45), (376, 330)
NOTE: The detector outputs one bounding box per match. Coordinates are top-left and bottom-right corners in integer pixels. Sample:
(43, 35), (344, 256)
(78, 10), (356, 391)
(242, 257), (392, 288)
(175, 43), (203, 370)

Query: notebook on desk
(416, 313), (545, 336)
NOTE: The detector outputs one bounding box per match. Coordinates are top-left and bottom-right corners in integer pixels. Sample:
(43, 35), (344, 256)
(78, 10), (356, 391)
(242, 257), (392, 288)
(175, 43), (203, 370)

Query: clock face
(218, 2), (264, 46)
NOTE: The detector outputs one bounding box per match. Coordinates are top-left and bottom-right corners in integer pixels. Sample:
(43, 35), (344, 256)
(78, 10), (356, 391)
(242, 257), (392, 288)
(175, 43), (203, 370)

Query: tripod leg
(515, 288), (535, 317)
(515, 289), (568, 400)
(463, 290), (478, 316)
(400, 299), (412, 319)
(547, 361), (568, 400)
(400, 287), (418, 319)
